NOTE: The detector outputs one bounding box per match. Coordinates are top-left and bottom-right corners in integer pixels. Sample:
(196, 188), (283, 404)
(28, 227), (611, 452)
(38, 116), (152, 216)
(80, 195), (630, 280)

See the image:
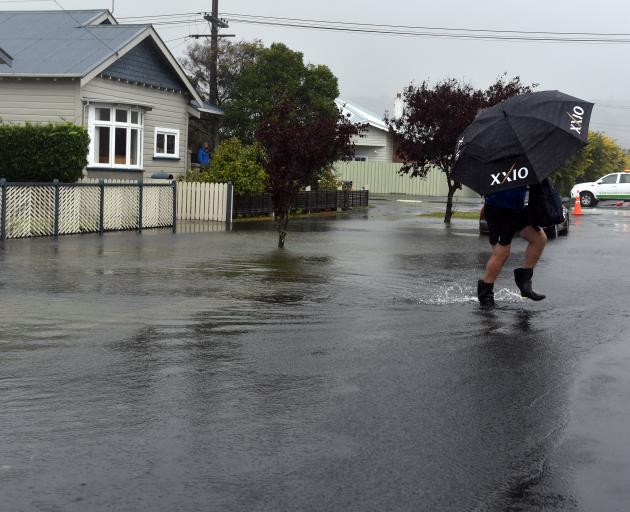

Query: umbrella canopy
(451, 90), (593, 196)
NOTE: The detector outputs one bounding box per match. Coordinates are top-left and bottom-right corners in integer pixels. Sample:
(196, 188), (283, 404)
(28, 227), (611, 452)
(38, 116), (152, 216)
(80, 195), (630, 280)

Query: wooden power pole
(191, 1), (233, 148)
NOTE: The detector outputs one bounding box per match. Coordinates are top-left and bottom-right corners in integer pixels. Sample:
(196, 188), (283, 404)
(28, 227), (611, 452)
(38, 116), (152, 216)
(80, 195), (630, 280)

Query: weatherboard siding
(353, 126), (394, 162)
(0, 78), (81, 124)
(81, 77), (190, 178)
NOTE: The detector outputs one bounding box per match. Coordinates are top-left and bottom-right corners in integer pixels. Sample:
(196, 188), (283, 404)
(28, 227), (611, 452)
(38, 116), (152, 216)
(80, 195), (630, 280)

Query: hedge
(0, 123), (89, 182)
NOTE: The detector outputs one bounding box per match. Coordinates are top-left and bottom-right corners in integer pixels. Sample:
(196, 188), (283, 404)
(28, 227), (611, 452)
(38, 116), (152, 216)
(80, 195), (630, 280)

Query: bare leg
(483, 244), (511, 283)
(519, 225), (547, 269)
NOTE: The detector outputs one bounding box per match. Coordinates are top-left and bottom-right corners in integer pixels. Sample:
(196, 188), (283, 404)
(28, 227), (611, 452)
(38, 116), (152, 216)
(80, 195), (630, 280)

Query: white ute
(570, 172), (630, 207)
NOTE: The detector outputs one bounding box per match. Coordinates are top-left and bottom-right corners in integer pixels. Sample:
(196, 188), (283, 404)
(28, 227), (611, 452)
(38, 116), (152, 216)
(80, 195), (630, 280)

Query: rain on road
(1, 199), (629, 511)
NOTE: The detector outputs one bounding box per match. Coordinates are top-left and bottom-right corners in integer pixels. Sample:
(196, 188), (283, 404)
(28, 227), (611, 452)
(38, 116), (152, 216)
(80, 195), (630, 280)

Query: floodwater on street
(1, 198), (630, 511)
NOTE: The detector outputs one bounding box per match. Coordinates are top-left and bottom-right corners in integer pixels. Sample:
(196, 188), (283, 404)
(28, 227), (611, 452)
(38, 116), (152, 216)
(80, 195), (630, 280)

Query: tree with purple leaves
(257, 97), (362, 248)
(389, 75), (536, 223)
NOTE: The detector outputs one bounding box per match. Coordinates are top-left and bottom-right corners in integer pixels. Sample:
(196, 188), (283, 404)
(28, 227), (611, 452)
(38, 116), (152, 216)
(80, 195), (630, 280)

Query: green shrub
(315, 166), (342, 190)
(183, 138), (267, 195)
(0, 123), (89, 182)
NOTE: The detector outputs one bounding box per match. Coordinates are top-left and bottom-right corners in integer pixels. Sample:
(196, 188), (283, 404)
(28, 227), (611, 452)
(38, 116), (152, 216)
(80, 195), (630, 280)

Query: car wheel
(544, 225), (558, 240)
(558, 219), (569, 236)
(580, 191), (597, 208)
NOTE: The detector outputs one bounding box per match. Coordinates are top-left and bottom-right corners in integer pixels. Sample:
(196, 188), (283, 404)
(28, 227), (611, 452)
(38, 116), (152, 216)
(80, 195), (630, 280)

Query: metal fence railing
(0, 179), (176, 240)
(234, 190), (369, 217)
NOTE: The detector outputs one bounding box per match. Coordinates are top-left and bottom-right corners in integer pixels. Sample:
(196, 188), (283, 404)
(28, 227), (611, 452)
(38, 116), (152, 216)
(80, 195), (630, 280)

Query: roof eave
(0, 73), (81, 78)
(85, 10), (118, 26)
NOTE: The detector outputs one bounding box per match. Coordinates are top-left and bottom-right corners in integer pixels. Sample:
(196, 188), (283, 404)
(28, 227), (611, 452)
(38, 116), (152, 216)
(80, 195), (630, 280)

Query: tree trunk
(444, 186), (455, 224)
(276, 210), (289, 248)
(444, 177), (461, 224)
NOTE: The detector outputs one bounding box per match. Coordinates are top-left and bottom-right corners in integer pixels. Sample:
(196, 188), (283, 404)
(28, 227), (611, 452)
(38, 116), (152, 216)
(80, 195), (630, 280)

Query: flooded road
(1, 199), (630, 511)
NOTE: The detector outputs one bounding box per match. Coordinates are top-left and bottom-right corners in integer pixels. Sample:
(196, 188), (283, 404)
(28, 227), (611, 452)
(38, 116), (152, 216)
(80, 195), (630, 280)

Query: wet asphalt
(1, 198), (630, 512)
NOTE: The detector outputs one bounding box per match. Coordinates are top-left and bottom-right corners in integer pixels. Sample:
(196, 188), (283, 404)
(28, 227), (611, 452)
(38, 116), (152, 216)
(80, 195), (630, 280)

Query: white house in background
(0, 9), (222, 180)
(336, 99), (395, 162)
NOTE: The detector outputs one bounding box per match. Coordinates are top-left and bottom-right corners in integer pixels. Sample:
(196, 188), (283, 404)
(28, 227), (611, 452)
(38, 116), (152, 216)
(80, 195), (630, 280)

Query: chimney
(393, 93), (403, 121)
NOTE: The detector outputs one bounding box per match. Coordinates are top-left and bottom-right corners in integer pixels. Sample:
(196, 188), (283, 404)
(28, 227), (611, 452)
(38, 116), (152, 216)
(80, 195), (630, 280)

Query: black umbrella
(451, 90), (593, 196)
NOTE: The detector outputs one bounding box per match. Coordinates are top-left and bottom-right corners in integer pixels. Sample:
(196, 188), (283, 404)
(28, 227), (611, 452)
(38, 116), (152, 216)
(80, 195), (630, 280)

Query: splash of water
(405, 283), (524, 306)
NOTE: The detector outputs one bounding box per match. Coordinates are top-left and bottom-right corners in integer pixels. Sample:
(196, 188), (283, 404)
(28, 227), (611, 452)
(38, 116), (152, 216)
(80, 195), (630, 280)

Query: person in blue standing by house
(477, 185), (547, 307)
(197, 141), (211, 166)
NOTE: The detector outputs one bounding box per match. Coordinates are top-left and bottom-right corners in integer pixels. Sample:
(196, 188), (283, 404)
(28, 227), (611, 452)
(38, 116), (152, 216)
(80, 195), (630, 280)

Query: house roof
(0, 46), (12, 67)
(190, 100), (224, 116)
(335, 99), (389, 132)
(0, 9), (208, 108)
(0, 10), (149, 76)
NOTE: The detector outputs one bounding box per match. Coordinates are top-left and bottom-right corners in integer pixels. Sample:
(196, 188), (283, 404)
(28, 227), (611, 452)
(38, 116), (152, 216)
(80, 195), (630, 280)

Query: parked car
(479, 203), (570, 239)
(570, 171), (630, 207)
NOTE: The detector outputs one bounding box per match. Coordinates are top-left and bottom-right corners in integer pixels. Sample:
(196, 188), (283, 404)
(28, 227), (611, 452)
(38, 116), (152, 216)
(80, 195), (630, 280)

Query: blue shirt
(484, 186), (527, 210)
(197, 147), (210, 166)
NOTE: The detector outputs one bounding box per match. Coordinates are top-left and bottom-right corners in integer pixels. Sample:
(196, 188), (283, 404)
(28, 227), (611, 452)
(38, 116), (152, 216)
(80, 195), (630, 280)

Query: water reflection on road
(1, 202), (630, 511)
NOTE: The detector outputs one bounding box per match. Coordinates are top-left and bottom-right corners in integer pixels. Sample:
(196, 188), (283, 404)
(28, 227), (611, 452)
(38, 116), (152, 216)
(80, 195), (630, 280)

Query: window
(88, 105), (143, 169)
(599, 174), (619, 185)
(154, 128), (180, 159)
(619, 174), (630, 184)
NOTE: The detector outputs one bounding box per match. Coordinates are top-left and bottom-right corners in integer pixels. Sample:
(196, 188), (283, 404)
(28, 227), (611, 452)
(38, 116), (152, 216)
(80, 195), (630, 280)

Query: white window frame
(154, 127), (180, 159)
(87, 104), (144, 170)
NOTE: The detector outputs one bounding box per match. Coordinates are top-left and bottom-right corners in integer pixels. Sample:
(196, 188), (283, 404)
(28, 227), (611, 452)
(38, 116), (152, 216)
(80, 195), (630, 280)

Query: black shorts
(484, 205), (538, 246)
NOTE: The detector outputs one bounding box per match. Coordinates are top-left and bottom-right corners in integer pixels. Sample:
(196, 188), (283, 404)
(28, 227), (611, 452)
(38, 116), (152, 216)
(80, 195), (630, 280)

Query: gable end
(101, 38), (186, 93)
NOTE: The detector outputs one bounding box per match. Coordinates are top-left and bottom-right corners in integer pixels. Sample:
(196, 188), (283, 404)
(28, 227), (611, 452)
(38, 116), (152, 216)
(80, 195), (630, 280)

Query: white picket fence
(0, 180), (174, 239)
(81, 178), (232, 223)
(177, 182), (231, 222)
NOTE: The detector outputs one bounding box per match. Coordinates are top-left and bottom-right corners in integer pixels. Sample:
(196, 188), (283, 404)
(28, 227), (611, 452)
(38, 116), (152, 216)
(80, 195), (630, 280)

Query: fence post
(225, 181), (233, 224)
(172, 180), (177, 233)
(138, 179), (143, 233)
(0, 178), (6, 241)
(53, 179), (60, 236)
(99, 179), (105, 236)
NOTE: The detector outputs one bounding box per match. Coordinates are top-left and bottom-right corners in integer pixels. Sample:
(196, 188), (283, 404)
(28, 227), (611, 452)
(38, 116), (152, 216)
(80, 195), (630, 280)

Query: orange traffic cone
(573, 192), (583, 216)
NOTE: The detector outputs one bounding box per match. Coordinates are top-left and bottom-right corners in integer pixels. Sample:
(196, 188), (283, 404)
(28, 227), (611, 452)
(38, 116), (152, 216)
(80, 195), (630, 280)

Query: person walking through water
(477, 185), (547, 307)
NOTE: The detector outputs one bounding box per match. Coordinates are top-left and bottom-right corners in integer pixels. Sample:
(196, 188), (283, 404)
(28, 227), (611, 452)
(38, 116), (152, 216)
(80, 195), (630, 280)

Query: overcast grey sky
(7, 0), (630, 147)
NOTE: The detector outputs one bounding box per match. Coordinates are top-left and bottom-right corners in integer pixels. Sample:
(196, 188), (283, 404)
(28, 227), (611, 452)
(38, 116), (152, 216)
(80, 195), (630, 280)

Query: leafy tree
(180, 39), (264, 107)
(257, 98), (361, 248)
(552, 131), (626, 195)
(224, 43), (339, 143)
(389, 75), (535, 223)
(182, 138), (267, 196)
(180, 39), (264, 150)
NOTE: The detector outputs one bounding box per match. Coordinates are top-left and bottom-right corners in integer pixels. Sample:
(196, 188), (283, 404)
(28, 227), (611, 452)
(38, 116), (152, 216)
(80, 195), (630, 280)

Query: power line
(222, 12), (630, 38)
(51, 0), (119, 54)
(119, 10), (630, 39)
(224, 17), (630, 44)
(117, 12), (201, 20)
(164, 35), (190, 43)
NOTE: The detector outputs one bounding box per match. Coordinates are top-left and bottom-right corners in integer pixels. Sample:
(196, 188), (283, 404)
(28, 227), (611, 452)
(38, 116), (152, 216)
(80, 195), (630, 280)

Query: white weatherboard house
(0, 10), (221, 180)
(335, 99), (395, 163)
